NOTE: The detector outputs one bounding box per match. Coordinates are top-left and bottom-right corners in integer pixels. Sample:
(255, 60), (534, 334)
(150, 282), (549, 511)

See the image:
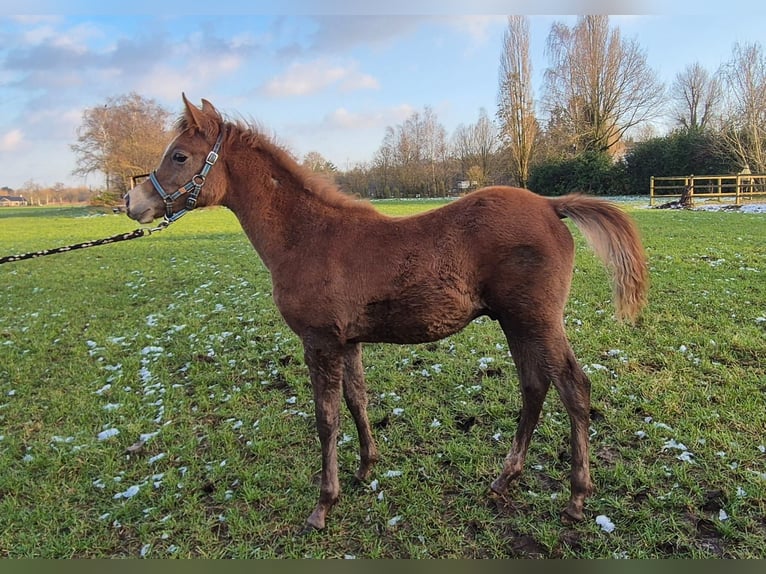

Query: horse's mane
(175, 112), (375, 213)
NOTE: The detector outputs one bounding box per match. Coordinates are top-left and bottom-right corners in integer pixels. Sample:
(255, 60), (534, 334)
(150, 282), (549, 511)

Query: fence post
(650, 176), (655, 206)
(736, 174), (741, 205)
(689, 175), (694, 207)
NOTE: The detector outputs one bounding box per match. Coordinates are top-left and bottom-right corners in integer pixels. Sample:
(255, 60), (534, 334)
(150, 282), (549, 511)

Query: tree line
(13, 16), (764, 204)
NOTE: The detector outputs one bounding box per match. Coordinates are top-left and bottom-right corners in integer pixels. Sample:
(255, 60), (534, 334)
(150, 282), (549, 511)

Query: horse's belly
(349, 294), (481, 344)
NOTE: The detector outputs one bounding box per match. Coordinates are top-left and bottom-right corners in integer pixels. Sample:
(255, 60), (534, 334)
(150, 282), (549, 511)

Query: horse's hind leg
(550, 343), (593, 522)
(490, 330), (551, 495)
(492, 322), (593, 522)
(342, 343), (379, 480)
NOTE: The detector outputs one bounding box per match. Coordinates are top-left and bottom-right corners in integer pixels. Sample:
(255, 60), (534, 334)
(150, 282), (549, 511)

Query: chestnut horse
(125, 95), (648, 531)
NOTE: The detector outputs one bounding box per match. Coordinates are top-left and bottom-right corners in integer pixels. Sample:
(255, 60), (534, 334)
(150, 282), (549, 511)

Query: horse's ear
(182, 94), (220, 134)
(201, 98), (217, 115)
(181, 93), (216, 132)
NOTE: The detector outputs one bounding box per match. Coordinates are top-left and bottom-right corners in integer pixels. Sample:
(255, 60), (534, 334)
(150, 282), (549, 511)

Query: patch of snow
(677, 451), (695, 463)
(147, 453), (166, 465)
(97, 428), (120, 441)
(694, 202), (766, 214)
(114, 484), (140, 499)
(662, 438), (687, 451)
(596, 515), (616, 533)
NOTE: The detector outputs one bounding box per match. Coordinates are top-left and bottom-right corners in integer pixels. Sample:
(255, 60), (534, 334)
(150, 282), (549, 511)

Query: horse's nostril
(124, 194), (130, 208)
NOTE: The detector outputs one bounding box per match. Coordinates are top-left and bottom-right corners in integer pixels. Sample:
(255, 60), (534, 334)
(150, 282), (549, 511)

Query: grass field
(0, 200), (765, 558)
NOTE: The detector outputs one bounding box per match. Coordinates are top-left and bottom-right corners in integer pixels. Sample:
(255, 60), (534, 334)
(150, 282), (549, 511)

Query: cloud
(307, 16), (427, 53)
(0, 130), (23, 152)
(135, 53), (246, 101)
(321, 104), (415, 131)
(444, 15), (505, 43)
(261, 59), (379, 97)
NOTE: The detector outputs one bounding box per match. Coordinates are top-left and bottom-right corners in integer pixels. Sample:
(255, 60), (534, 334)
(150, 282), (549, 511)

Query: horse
(125, 95), (649, 531)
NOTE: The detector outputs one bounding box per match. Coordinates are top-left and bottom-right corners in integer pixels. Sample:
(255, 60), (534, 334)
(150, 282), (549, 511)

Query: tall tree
(372, 106), (449, 197)
(452, 108), (499, 188)
(716, 41), (766, 172)
(670, 62), (722, 131)
(302, 151), (337, 174)
(71, 93), (172, 194)
(497, 15), (537, 187)
(543, 15), (665, 156)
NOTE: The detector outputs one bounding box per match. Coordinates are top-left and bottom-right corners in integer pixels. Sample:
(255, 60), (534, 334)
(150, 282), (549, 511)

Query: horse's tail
(550, 194), (649, 323)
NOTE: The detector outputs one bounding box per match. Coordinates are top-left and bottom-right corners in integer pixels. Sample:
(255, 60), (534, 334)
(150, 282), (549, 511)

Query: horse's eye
(172, 151), (188, 164)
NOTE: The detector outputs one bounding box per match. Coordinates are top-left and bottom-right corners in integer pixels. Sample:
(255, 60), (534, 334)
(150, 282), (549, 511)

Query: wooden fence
(649, 173), (766, 206)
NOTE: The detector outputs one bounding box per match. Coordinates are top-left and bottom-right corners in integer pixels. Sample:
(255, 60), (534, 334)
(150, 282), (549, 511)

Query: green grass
(0, 202), (764, 558)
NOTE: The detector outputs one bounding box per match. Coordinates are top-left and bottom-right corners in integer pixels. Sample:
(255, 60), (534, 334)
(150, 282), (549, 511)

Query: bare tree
(497, 15), (537, 187)
(543, 15), (665, 156)
(716, 42), (766, 172)
(670, 62), (722, 131)
(452, 108), (499, 188)
(302, 151), (337, 174)
(373, 106), (449, 197)
(372, 127), (396, 197)
(418, 106), (449, 196)
(71, 93), (172, 194)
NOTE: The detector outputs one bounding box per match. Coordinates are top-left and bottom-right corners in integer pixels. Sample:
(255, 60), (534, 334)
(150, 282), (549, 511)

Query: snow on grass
(113, 484), (141, 499)
(693, 202), (766, 214)
(387, 515), (404, 527)
(94, 384), (111, 395)
(595, 515), (616, 533)
(97, 428), (120, 441)
(147, 453), (166, 465)
(477, 356), (494, 370)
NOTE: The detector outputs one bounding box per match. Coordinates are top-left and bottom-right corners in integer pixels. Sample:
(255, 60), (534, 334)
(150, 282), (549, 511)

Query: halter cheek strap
(149, 128), (225, 223)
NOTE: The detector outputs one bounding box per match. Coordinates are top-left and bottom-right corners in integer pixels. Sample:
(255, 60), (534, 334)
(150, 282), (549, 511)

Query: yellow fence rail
(649, 173), (766, 206)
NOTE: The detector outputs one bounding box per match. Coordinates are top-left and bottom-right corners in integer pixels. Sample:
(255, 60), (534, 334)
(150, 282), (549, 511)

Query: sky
(1, 1), (765, 190)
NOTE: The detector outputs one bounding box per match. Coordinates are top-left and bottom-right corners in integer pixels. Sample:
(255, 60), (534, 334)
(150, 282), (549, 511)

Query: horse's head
(125, 94), (227, 224)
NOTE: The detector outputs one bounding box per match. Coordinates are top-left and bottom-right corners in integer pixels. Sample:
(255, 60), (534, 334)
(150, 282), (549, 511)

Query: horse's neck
(224, 152), (337, 271)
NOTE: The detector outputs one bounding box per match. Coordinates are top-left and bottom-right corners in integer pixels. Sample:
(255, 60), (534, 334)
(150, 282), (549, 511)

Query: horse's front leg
(342, 343), (379, 481)
(303, 340), (344, 530)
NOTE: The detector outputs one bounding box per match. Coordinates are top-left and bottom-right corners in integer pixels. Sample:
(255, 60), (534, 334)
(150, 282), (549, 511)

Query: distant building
(0, 195), (28, 206)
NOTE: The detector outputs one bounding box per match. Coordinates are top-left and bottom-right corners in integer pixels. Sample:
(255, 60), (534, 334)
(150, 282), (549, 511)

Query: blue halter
(148, 128), (224, 223)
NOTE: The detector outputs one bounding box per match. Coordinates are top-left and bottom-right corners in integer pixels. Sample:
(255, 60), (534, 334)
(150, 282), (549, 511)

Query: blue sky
(1, 1), (764, 189)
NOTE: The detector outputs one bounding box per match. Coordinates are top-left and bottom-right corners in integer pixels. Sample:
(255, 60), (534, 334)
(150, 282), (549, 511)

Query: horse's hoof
(490, 477), (508, 496)
(305, 509), (326, 531)
(354, 468), (371, 482)
(560, 506), (585, 524)
(299, 522), (322, 536)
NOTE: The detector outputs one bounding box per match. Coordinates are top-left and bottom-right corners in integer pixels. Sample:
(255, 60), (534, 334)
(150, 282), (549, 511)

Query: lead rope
(0, 220), (169, 265)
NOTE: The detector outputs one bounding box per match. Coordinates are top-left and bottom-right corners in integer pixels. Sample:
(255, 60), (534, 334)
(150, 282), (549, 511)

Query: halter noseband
(148, 128), (225, 223)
